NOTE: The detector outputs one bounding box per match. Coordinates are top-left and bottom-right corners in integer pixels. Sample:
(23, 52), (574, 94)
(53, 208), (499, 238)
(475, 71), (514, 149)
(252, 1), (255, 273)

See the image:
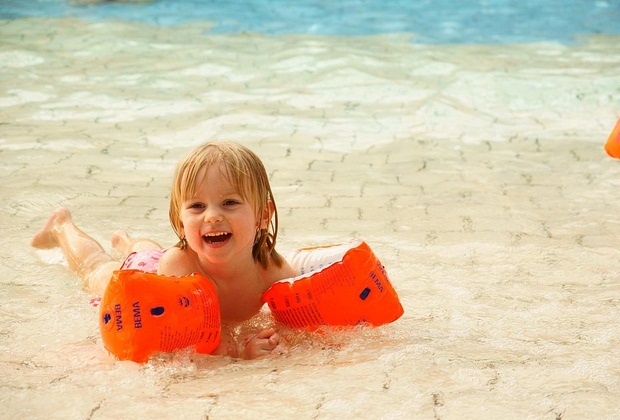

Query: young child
(31, 141), (296, 359)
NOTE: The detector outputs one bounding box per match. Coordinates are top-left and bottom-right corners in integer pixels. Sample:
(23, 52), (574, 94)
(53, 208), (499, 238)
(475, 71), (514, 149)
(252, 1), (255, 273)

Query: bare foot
(31, 208), (72, 249)
(110, 229), (132, 255)
(111, 230), (161, 256)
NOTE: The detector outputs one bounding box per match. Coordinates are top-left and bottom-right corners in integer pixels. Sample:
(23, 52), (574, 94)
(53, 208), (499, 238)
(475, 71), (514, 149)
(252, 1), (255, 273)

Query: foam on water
(1, 13), (620, 419)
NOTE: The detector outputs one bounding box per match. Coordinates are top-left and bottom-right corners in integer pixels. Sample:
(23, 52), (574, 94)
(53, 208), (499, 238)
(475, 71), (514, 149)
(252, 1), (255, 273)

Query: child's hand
(242, 328), (285, 359)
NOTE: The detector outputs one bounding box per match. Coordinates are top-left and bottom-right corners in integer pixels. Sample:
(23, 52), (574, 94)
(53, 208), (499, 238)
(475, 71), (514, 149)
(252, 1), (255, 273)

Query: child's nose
(204, 207), (223, 223)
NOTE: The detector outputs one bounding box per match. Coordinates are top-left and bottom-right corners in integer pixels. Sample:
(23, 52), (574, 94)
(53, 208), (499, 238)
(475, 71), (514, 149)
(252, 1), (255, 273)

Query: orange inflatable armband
(604, 116), (620, 158)
(262, 240), (404, 328)
(99, 270), (221, 362)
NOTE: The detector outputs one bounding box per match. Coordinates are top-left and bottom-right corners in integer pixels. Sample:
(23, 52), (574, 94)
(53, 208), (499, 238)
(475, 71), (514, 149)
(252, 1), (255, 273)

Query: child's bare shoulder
(267, 258), (296, 285)
(157, 247), (194, 277)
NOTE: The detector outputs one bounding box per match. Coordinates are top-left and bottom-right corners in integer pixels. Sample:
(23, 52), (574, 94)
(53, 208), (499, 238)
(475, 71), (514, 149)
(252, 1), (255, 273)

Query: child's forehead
(188, 162), (248, 197)
(196, 163), (232, 186)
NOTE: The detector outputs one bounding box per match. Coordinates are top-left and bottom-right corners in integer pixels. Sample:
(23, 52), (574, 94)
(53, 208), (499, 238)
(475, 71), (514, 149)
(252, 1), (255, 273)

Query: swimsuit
(120, 249), (166, 274)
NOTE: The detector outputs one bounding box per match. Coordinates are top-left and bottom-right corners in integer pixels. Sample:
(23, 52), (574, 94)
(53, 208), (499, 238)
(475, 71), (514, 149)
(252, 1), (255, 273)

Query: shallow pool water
(1, 6), (620, 419)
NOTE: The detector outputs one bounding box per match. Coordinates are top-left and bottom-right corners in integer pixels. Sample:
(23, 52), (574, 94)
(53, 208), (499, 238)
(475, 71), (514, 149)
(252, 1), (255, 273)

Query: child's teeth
(203, 233), (230, 243)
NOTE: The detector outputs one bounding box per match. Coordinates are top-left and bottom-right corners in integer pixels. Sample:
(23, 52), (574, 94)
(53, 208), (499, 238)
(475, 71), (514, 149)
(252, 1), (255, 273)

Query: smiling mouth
(203, 232), (231, 244)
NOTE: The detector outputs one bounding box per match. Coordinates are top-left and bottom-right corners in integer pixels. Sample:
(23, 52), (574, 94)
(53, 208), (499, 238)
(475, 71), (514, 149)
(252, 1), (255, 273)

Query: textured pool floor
(1, 18), (620, 418)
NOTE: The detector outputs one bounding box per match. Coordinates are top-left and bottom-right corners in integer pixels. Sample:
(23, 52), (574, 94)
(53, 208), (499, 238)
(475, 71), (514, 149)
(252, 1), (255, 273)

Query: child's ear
(259, 201), (274, 229)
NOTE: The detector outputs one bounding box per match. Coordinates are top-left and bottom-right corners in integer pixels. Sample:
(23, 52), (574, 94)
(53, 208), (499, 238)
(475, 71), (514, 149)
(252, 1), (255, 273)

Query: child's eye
(223, 199), (239, 206)
(188, 202), (205, 210)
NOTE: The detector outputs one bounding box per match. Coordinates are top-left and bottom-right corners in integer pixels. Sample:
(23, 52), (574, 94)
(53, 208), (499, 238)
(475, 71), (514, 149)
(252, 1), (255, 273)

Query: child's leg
(31, 208), (119, 295)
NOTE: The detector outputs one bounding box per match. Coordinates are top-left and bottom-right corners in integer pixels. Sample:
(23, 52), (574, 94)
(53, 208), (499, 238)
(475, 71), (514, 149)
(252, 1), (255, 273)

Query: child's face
(179, 163), (266, 265)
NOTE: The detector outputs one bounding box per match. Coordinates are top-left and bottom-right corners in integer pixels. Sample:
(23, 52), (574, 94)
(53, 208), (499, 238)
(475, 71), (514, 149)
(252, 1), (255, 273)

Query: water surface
(1, 0), (619, 43)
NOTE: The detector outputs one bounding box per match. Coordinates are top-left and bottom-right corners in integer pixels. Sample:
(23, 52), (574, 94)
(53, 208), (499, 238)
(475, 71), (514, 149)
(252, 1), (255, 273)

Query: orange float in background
(99, 270), (221, 363)
(604, 116), (620, 158)
(262, 240), (404, 328)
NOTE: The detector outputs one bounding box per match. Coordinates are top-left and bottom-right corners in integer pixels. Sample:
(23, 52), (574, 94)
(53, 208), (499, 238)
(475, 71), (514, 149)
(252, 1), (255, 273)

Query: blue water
(1, 0), (619, 44)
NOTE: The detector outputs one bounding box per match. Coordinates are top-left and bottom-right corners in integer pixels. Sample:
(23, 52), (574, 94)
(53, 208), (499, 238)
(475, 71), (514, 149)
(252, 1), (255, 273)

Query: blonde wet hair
(169, 141), (285, 268)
